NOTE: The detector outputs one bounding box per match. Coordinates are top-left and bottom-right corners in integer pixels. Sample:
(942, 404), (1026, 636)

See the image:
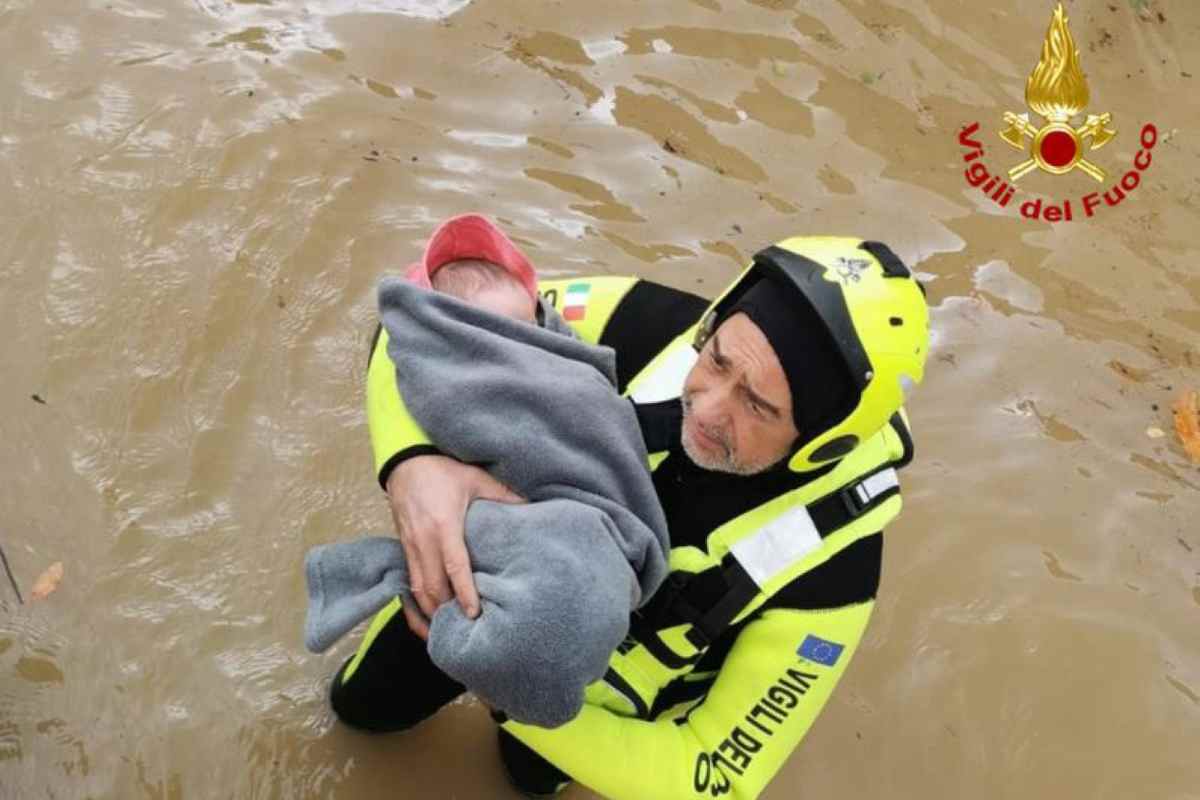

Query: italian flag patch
(562, 282), (591, 321)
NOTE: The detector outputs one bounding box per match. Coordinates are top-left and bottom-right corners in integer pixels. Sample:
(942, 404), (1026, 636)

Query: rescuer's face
(680, 313), (800, 475)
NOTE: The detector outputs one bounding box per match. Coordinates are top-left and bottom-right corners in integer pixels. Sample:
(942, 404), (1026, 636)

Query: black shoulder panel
(633, 399), (683, 455)
(600, 280), (709, 394)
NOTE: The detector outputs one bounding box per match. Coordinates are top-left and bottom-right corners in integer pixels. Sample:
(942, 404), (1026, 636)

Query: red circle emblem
(1039, 130), (1077, 167)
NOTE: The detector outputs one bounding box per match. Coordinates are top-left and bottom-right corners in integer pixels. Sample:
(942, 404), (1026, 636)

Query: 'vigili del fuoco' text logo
(957, 2), (1158, 223)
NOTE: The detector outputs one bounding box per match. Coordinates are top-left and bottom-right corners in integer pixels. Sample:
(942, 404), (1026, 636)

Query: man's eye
(709, 351), (724, 369)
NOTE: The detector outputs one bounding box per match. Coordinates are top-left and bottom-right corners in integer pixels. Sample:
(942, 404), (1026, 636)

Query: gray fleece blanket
(304, 277), (670, 727)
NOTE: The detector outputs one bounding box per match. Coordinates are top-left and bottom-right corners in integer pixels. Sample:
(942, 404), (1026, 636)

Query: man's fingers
(402, 599), (430, 641)
(443, 542), (480, 619)
(397, 534), (421, 587)
(471, 473), (526, 505)
(413, 536), (453, 619)
(398, 536), (436, 620)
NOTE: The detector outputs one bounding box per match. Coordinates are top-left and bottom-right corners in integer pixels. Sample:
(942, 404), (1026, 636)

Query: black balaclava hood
(711, 277), (859, 448)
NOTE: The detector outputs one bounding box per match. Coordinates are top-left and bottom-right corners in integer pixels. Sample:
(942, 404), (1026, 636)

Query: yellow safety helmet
(694, 236), (930, 473)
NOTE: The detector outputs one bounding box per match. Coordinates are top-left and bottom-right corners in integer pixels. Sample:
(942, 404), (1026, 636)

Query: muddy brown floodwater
(2, 0), (1198, 797)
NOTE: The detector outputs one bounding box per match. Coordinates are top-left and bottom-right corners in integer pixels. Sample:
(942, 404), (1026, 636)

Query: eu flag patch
(798, 634), (844, 667)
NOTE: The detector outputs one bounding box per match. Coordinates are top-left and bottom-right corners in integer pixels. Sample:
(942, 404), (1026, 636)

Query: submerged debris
(31, 562), (63, 601)
(1172, 389), (1200, 463)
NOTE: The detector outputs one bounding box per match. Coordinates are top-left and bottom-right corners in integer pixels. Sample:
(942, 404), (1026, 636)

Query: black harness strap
(632, 463), (902, 662)
(684, 559), (759, 649)
(631, 571), (705, 669)
(602, 666), (650, 719)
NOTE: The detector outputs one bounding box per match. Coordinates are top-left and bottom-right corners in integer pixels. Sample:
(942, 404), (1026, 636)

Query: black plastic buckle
(632, 571), (689, 633)
(661, 571), (691, 610)
(685, 625), (712, 650)
(840, 484), (869, 518)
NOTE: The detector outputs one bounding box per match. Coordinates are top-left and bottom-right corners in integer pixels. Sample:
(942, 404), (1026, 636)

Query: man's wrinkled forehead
(707, 315), (791, 416)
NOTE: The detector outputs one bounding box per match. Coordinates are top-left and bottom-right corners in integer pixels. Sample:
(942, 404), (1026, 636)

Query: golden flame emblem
(999, 3), (1117, 182)
(1026, 3), (1089, 121)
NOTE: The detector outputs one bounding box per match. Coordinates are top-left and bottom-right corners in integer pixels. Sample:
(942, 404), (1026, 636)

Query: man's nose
(692, 379), (735, 425)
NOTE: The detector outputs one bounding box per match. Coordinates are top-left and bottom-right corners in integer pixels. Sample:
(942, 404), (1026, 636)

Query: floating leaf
(30, 562), (63, 601)
(1172, 389), (1200, 464)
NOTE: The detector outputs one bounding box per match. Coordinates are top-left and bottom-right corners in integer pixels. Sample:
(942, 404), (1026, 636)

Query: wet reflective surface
(1, 0), (1197, 796)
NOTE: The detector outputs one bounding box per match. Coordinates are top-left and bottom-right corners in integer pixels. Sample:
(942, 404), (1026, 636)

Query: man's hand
(385, 454), (525, 640)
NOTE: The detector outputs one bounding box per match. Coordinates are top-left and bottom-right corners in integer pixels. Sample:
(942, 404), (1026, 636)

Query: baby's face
(471, 282), (537, 323)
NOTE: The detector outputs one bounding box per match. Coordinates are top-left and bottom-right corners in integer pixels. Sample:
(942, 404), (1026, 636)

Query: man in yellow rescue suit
(331, 222), (929, 799)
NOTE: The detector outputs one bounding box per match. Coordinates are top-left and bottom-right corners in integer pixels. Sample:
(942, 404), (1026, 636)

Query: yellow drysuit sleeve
(501, 601), (874, 799)
(366, 325), (436, 488)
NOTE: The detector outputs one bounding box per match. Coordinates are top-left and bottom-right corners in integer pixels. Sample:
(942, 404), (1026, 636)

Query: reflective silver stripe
(853, 468), (899, 506)
(629, 344), (697, 404)
(729, 505), (823, 588)
(731, 468), (899, 588)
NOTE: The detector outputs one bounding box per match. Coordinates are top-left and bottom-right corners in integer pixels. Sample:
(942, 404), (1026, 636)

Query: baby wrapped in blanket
(304, 215), (670, 727)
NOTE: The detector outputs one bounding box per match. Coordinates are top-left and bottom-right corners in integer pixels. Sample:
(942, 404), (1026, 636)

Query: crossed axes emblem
(1000, 111), (1116, 182)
